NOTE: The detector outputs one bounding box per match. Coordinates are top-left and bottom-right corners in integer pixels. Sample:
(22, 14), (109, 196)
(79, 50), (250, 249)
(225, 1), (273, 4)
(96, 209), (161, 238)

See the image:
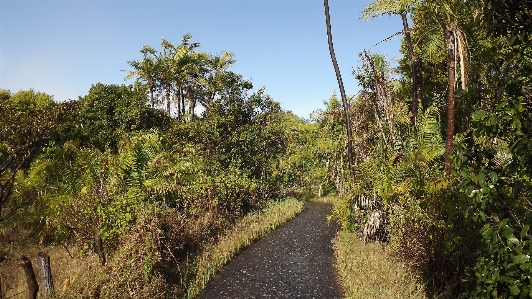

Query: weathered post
(0, 273), (6, 299)
(37, 252), (54, 297)
(20, 255), (38, 299)
(94, 228), (106, 266)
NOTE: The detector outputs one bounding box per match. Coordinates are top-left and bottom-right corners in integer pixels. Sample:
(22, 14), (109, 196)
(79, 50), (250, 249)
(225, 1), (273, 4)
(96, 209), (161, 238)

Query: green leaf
(501, 226), (519, 244)
(496, 101), (508, 110)
(472, 110), (487, 121)
(490, 172), (497, 184)
(511, 118), (522, 129)
(509, 284), (520, 296)
(498, 219), (509, 229)
(481, 224), (491, 238)
(520, 225), (529, 240)
(507, 235), (520, 245)
(511, 254), (530, 264)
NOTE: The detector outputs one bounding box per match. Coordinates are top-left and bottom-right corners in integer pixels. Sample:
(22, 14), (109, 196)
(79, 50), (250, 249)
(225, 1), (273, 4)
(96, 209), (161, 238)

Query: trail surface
(196, 201), (342, 299)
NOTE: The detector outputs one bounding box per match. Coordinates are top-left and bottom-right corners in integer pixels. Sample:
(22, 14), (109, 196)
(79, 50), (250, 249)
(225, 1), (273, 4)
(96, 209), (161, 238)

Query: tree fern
(362, 0), (419, 19)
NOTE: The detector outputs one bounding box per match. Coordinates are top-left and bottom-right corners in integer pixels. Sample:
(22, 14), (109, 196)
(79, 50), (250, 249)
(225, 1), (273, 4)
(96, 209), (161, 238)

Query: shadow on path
(196, 201), (342, 299)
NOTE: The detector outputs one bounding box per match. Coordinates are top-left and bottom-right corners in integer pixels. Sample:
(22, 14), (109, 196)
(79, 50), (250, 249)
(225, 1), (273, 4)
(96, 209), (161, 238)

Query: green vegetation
(324, 0), (532, 298)
(0, 36), (310, 298)
(1, 0), (531, 297)
(334, 229), (426, 299)
(0, 198), (302, 298)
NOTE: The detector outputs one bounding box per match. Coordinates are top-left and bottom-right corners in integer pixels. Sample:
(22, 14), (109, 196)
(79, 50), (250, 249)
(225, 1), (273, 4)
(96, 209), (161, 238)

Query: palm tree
(420, 1), (471, 175)
(159, 40), (176, 117)
(365, 0), (472, 175)
(161, 34), (202, 122)
(125, 45), (159, 108)
(200, 51), (236, 110)
(362, 0), (423, 125)
(324, 0), (354, 178)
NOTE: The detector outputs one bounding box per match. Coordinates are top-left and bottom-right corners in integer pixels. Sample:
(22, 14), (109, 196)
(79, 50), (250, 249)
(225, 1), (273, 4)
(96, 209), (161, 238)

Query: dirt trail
(196, 201), (342, 299)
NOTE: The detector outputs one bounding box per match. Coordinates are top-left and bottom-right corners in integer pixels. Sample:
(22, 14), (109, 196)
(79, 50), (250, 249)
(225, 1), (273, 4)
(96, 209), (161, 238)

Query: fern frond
(361, 0), (418, 19)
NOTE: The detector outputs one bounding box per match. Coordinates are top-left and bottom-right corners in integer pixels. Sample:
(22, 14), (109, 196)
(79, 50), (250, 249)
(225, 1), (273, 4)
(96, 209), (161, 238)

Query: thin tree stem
(324, 0), (355, 178)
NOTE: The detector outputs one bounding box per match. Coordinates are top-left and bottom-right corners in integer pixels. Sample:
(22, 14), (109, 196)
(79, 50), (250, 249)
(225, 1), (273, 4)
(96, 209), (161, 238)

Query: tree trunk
(149, 82), (154, 109)
(166, 84), (171, 117)
(37, 252), (54, 297)
(179, 87), (185, 123)
(176, 88), (182, 123)
(20, 255), (38, 299)
(94, 228), (106, 266)
(324, 0), (355, 178)
(401, 12), (423, 126)
(443, 21), (456, 176)
(181, 88), (186, 120)
(188, 85), (195, 118)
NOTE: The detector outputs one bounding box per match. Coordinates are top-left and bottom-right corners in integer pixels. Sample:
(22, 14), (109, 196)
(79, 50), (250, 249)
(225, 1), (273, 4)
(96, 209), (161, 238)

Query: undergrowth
(0, 197), (303, 299)
(334, 229), (426, 299)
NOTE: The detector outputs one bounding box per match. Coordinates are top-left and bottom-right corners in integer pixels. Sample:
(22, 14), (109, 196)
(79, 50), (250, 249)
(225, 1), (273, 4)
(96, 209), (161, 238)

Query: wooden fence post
(20, 255), (38, 299)
(0, 273), (6, 299)
(37, 252), (54, 297)
(94, 228), (106, 266)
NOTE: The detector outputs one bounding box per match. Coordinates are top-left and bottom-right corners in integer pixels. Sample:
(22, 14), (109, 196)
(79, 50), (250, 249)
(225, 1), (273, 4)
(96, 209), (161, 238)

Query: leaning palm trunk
(324, 0), (355, 178)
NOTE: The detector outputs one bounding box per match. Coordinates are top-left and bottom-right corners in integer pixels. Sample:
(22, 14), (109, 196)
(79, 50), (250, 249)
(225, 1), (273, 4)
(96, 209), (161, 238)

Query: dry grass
(185, 197), (304, 298)
(334, 229), (427, 299)
(1, 242), (105, 299)
(311, 194), (338, 204)
(0, 197), (304, 299)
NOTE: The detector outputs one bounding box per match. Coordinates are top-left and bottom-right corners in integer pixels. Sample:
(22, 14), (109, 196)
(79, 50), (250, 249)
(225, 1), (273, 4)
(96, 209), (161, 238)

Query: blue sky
(1, 0), (404, 118)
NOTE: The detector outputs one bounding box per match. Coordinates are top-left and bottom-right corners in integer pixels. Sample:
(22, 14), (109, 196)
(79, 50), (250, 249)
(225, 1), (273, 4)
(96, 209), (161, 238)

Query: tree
(0, 90), (58, 222)
(364, 0), (473, 175)
(77, 83), (171, 152)
(362, 0), (423, 125)
(200, 51), (236, 110)
(125, 45), (159, 108)
(421, 1), (471, 175)
(324, 0), (354, 178)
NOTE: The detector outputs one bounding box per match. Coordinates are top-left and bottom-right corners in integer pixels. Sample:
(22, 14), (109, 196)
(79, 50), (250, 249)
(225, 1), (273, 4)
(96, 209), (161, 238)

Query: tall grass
(185, 197), (304, 298)
(334, 229), (426, 299)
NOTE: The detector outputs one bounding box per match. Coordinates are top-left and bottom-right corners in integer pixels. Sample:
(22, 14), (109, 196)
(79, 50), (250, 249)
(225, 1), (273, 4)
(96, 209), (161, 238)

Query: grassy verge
(334, 229), (426, 299)
(185, 197), (304, 298)
(0, 197), (303, 299)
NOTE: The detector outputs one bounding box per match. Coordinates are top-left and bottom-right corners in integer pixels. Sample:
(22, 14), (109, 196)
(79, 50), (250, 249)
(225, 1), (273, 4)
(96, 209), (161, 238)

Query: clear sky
(1, 0), (404, 118)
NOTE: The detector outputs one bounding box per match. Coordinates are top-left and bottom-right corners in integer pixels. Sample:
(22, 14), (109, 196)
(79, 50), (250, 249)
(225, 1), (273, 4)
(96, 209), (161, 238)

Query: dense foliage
(0, 37), (314, 297)
(323, 0), (532, 297)
(1, 1), (531, 296)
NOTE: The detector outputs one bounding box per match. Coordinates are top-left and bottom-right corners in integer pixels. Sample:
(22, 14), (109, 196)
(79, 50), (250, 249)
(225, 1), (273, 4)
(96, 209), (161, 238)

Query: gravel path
(196, 201), (342, 299)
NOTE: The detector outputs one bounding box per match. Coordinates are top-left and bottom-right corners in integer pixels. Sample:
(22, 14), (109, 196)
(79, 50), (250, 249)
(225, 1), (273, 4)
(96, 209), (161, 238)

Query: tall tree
(324, 0), (354, 178)
(200, 51), (236, 110)
(420, 1), (470, 175)
(362, 0), (423, 125)
(160, 34), (202, 122)
(365, 0), (472, 175)
(441, 20), (457, 176)
(125, 45), (159, 108)
(0, 90), (57, 222)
